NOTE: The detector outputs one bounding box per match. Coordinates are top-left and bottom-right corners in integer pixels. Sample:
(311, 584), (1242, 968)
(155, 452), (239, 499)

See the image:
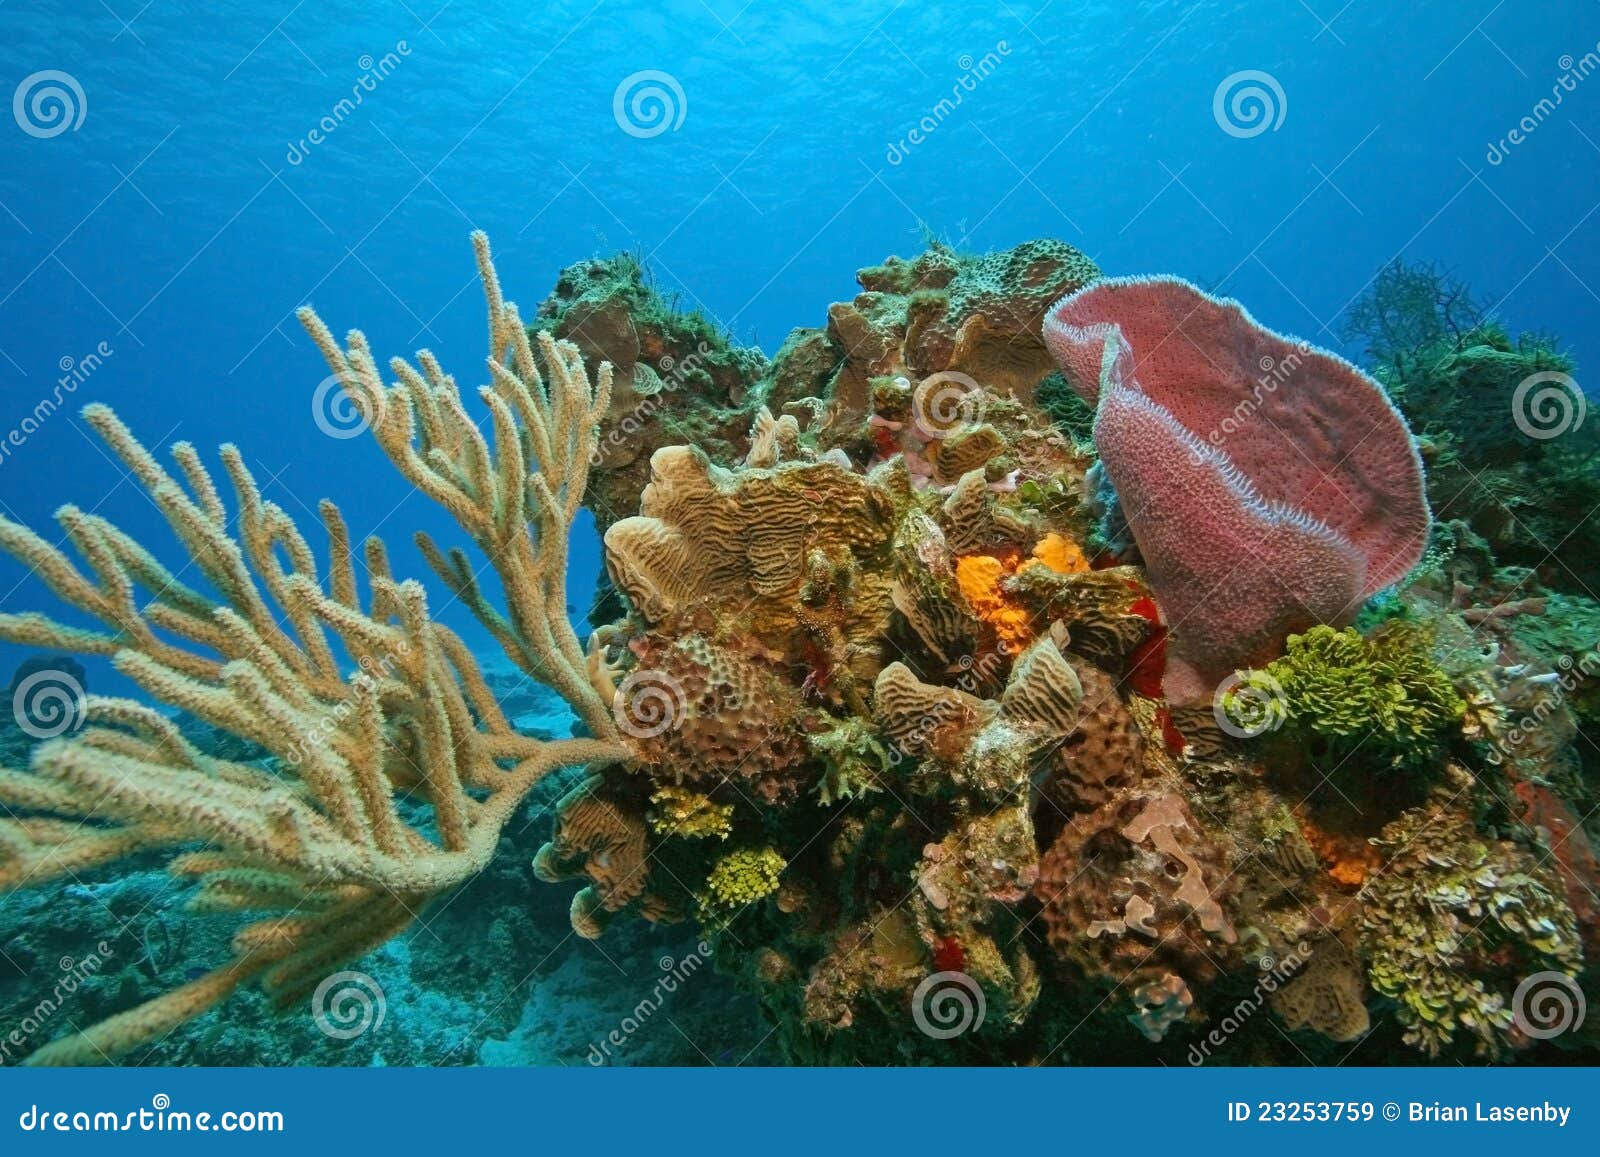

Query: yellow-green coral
(702, 847), (786, 912)
(1361, 796), (1582, 1057)
(648, 786), (734, 840)
(1245, 623), (1465, 767)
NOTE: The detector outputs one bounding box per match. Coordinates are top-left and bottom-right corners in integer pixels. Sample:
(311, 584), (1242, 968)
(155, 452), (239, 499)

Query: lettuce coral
(1243, 623), (1465, 768)
(0, 234), (1591, 1068)
(1362, 789), (1582, 1057)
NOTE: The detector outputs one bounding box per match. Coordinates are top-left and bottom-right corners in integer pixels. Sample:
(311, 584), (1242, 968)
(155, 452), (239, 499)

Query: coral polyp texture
(0, 237), (1594, 1067)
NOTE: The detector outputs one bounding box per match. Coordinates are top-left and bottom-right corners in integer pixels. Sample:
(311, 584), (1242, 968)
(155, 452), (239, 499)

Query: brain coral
(1043, 276), (1430, 703)
(533, 777), (651, 933)
(1270, 937), (1371, 1042)
(604, 444), (895, 626)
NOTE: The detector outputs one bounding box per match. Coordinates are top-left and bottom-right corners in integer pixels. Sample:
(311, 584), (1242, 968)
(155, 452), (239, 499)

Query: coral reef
(1361, 782), (1582, 1057)
(0, 236), (1594, 1068)
(1034, 788), (1240, 1040)
(1341, 259), (1600, 595)
(0, 236), (630, 1062)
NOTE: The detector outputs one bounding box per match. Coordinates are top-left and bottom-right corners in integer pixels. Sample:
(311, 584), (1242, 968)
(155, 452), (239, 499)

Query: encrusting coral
(0, 233), (1593, 1067)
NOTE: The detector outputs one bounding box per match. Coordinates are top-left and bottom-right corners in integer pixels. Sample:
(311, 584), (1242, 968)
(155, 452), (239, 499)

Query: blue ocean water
(1, 0), (1595, 678)
(0, 0), (1597, 1068)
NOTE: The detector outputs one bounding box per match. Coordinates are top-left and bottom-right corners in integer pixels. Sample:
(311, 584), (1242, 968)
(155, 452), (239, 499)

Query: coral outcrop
(0, 235), (1593, 1068)
(1361, 784), (1582, 1057)
(1341, 260), (1599, 595)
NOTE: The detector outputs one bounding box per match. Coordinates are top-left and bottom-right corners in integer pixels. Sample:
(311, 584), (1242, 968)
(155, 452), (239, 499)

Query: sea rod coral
(0, 234), (629, 1063)
(0, 234), (1593, 1067)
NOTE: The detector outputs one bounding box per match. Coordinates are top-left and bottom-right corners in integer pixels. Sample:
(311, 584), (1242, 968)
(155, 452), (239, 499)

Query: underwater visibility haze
(0, 0), (1597, 1070)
